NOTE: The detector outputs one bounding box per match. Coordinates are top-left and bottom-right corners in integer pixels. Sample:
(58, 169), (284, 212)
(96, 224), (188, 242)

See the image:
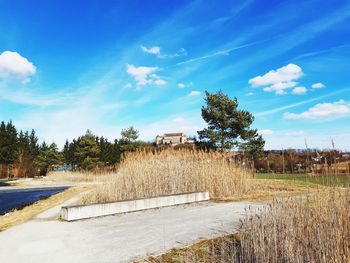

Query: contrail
(166, 38), (270, 68)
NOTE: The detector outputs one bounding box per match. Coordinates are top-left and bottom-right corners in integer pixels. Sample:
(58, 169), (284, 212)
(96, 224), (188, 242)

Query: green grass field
(256, 173), (350, 187)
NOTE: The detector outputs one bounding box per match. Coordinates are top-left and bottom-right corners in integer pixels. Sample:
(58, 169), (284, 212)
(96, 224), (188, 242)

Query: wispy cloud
(291, 44), (350, 61)
(0, 88), (60, 106)
(126, 64), (166, 86)
(141, 45), (161, 55)
(255, 87), (350, 117)
(312, 83), (326, 89)
(172, 39), (269, 67)
(141, 45), (187, 59)
(178, 83), (185, 89)
(284, 100), (350, 120)
(188, 90), (201, 97)
(292, 86), (307, 95)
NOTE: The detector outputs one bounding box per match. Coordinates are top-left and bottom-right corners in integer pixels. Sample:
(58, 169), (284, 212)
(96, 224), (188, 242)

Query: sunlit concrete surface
(0, 198), (262, 263)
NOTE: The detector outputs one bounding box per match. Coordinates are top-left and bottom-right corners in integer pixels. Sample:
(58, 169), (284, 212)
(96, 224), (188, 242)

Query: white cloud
(188, 91), (201, 97)
(263, 81), (298, 94)
(292, 86), (307, 95)
(178, 83), (185, 89)
(141, 45), (161, 55)
(153, 79), (166, 85)
(0, 51), (36, 81)
(284, 100), (350, 120)
(249, 64), (302, 86)
(246, 92), (254, 96)
(255, 88), (350, 117)
(141, 45), (187, 59)
(249, 64), (303, 95)
(258, 129), (274, 135)
(312, 82), (326, 89)
(126, 64), (166, 86)
(177, 81), (192, 89)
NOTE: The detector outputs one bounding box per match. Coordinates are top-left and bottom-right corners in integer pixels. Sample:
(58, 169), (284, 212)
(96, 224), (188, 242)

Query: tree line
(62, 127), (148, 170)
(0, 123), (148, 178)
(255, 149), (350, 174)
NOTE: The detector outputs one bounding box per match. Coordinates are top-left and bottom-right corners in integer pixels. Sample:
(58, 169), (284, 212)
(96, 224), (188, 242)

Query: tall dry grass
(46, 170), (110, 183)
(235, 189), (350, 263)
(149, 189), (350, 263)
(79, 149), (253, 204)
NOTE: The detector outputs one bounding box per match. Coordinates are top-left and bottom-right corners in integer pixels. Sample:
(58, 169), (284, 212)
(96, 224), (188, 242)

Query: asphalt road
(0, 198), (262, 263)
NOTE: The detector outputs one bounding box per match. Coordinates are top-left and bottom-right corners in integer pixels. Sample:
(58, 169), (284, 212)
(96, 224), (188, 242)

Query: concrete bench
(61, 191), (210, 221)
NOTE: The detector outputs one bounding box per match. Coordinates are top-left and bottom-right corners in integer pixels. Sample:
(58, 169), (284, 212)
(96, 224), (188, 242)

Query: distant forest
(0, 121), (149, 178)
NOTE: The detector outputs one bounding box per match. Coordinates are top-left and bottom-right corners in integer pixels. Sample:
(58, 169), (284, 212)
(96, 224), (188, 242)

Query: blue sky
(0, 0), (350, 150)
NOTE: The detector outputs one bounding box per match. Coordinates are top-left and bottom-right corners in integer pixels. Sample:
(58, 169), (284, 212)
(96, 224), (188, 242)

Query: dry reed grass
(79, 149), (253, 204)
(237, 188), (350, 263)
(146, 188), (350, 263)
(8, 171), (110, 186)
(46, 170), (109, 183)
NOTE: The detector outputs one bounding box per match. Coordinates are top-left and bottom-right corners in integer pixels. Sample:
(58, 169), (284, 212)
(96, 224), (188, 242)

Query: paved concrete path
(0, 199), (262, 263)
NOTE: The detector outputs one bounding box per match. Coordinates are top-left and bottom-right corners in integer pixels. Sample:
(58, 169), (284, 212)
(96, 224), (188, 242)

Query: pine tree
(74, 130), (102, 170)
(121, 126), (139, 143)
(0, 121), (18, 164)
(198, 91), (265, 153)
(28, 129), (39, 156)
(63, 140), (71, 165)
(35, 142), (62, 176)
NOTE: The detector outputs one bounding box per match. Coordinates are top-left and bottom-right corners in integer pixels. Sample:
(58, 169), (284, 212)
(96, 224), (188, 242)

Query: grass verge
(256, 173), (350, 187)
(215, 178), (323, 202)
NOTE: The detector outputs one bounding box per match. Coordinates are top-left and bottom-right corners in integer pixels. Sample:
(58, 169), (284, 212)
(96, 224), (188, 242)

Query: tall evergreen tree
(121, 126), (139, 143)
(198, 91), (265, 152)
(74, 130), (102, 170)
(28, 129), (39, 156)
(0, 121), (18, 165)
(35, 142), (62, 176)
(98, 137), (114, 166)
(63, 139), (71, 165)
(16, 130), (30, 164)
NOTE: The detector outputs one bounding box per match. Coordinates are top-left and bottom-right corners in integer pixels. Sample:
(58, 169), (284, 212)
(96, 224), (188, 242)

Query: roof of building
(163, 132), (184, 137)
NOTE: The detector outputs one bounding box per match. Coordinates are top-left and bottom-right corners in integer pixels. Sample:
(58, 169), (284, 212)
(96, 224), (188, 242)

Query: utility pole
(304, 138), (310, 174)
(331, 138), (338, 175)
(281, 145), (285, 174)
